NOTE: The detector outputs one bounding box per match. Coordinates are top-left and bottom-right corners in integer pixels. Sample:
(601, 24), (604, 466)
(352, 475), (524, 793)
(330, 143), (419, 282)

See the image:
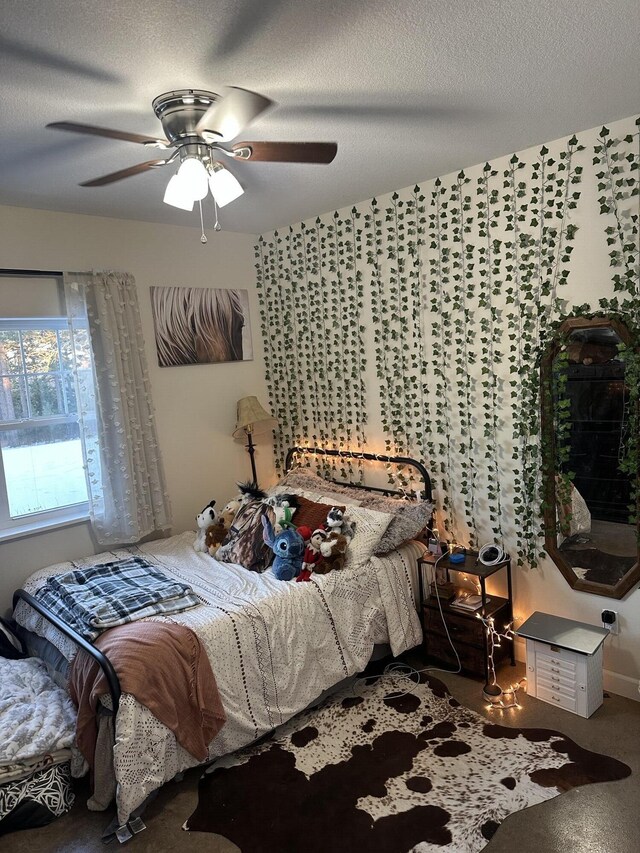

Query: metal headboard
(284, 447), (432, 501)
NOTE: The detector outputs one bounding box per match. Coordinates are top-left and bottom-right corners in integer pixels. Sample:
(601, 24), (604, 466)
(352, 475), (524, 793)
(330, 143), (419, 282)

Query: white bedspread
(14, 532), (424, 823)
(0, 657), (76, 766)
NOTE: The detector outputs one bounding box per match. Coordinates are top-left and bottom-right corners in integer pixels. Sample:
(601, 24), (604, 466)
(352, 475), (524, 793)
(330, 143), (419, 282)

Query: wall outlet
(601, 609), (619, 635)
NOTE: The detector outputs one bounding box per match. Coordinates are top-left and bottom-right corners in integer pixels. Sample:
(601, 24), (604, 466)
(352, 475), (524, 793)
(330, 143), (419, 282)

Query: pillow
(274, 471), (362, 507)
(216, 500), (273, 572)
(335, 504), (393, 570)
(292, 495), (346, 533)
(361, 496), (434, 554)
(279, 468), (433, 552)
(278, 469), (363, 505)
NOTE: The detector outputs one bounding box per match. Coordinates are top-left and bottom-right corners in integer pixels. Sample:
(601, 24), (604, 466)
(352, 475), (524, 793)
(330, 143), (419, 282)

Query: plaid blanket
(34, 556), (200, 641)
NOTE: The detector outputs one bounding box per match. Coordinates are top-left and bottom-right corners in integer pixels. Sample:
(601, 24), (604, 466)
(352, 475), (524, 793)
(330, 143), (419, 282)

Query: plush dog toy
(194, 500), (217, 552)
(205, 499), (241, 557)
(324, 506), (345, 533)
(261, 515), (304, 581)
(316, 531), (348, 574)
(323, 506), (356, 540)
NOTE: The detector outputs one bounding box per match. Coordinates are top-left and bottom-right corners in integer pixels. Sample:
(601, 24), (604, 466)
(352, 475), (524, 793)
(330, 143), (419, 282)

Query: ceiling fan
(47, 87), (338, 214)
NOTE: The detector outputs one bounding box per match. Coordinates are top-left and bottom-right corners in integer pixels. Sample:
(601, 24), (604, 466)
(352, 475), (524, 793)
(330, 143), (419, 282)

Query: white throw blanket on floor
(0, 657), (76, 765)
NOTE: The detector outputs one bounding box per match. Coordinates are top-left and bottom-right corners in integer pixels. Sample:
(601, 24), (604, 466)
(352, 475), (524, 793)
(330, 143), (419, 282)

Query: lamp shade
(177, 157), (209, 201)
(233, 396), (277, 439)
(209, 163), (244, 207)
(163, 174), (195, 211)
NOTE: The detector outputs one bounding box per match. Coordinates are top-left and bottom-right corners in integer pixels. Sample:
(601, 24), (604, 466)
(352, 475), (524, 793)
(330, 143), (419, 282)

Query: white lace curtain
(64, 271), (172, 544)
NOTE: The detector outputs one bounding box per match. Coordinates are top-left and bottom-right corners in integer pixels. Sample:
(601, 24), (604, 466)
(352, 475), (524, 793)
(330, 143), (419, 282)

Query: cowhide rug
(185, 673), (630, 852)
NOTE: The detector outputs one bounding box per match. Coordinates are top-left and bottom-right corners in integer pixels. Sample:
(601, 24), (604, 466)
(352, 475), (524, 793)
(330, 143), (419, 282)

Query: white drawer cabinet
(517, 612), (608, 719)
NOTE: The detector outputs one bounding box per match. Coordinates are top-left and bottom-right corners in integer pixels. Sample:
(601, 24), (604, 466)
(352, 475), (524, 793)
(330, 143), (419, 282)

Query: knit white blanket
(0, 657), (76, 765)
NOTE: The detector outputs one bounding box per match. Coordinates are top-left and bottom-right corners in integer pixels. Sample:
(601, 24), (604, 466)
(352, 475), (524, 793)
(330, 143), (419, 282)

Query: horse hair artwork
(150, 285), (253, 367)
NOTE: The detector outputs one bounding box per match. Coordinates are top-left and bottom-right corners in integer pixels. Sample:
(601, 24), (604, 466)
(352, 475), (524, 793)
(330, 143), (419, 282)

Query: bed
(12, 449), (433, 829)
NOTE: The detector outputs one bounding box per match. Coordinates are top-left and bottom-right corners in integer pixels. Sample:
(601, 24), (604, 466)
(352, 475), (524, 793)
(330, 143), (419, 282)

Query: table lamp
(233, 396), (277, 484)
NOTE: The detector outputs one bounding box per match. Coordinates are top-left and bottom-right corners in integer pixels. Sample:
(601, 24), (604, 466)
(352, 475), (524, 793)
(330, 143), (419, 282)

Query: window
(0, 317), (92, 532)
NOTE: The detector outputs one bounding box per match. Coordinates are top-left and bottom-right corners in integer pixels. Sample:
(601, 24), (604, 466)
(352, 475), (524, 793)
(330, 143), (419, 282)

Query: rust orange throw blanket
(69, 622), (226, 767)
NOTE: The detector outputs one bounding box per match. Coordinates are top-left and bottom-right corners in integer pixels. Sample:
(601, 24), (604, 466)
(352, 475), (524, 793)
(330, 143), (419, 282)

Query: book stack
(450, 593), (488, 612)
(429, 581), (456, 602)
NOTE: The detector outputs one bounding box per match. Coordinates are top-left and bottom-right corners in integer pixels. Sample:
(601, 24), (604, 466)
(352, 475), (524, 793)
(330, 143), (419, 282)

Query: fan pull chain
(198, 200), (207, 243)
(213, 198), (221, 232)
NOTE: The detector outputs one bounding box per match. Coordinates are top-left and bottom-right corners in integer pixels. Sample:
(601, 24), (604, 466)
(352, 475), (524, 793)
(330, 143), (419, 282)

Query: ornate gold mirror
(541, 316), (640, 599)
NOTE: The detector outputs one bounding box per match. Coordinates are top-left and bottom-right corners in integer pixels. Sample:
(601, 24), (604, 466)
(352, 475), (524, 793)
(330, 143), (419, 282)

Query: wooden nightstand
(417, 551), (516, 680)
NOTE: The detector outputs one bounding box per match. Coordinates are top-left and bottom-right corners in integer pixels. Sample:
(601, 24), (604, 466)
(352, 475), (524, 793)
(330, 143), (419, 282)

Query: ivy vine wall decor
(255, 115), (639, 569)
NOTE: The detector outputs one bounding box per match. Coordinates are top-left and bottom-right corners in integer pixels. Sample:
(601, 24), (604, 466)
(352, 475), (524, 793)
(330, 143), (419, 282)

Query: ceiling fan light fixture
(177, 157), (209, 201)
(163, 174), (195, 211)
(208, 163), (244, 207)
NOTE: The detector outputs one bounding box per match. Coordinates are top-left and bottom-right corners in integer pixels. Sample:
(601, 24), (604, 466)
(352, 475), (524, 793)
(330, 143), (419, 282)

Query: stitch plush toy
(261, 515), (304, 581)
(205, 499), (241, 557)
(316, 531), (348, 574)
(194, 500), (217, 552)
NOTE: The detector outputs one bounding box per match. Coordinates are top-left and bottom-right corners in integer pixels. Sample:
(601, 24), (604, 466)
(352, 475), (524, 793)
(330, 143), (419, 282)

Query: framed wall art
(150, 285), (253, 367)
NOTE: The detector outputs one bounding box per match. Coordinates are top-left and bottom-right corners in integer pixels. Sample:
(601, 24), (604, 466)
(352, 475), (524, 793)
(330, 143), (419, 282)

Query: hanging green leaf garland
(256, 118), (636, 569)
(593, 120), (640, 527)
(255, 220), (369, 474)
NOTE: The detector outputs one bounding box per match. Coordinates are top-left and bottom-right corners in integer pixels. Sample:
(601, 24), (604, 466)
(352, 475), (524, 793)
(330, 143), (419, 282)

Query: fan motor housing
(152, 89), (219, 144)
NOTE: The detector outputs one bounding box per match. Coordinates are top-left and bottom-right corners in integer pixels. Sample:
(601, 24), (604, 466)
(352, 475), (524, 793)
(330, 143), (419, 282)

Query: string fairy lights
(477, 613), (526, 710)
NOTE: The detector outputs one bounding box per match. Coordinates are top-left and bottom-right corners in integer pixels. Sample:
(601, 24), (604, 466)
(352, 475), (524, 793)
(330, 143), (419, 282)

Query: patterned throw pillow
(292, 495), (346, 532)
(216, 500), (274, 572)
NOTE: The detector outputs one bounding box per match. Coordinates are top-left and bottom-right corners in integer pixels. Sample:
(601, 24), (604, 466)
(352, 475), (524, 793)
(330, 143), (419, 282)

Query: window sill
(0, 509), (90, 544)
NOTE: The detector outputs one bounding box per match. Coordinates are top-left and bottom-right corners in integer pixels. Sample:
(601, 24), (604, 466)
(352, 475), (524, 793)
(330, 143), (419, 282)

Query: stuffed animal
(237, 481), (268, 505)
(322, 506), (356, 540)
(316, 531), (348, 574)
(301, 528), (327, 572)
(324, 506), (345, 534)
(261, 515), (304, 581)
(296, 525), (313, 543)
(205, 499), (242, 557)
(263, 493), (299, 533)
(194, 500), (217, 552)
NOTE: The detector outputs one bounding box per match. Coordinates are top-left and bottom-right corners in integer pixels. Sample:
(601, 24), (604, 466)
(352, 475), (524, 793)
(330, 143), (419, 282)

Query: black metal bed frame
(284, 446), (432, 501)
(13, 588), (121, 712)
(13, 448), (431, 723)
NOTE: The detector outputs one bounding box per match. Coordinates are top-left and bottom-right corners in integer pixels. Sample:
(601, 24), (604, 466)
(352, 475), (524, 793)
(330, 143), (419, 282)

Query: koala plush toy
(194, 500), (217, 552)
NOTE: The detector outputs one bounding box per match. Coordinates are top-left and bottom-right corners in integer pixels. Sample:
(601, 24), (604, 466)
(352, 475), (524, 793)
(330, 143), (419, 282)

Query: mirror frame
(541, 315), (640, 599)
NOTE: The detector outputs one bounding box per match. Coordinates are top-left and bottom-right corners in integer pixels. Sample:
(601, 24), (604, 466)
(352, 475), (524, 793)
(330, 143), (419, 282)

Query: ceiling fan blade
(196, 88), (272, 142)
(79, 159), (167, 187)
(0, 34), (119, 83)
(47, 121), (167, 147)
(232, 141), (337, 164)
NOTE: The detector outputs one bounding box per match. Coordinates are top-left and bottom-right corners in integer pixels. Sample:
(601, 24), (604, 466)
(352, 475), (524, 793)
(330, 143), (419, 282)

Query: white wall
(0, 205), (275, 613)
(258, 113), (640, 699)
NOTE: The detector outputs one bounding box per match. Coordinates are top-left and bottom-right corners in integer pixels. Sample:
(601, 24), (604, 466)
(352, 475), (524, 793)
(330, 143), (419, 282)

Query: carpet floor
(6, 658), (640, 853)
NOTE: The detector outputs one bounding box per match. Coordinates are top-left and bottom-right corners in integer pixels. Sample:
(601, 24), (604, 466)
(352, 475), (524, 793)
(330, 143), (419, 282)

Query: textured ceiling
(0, 0), (638, 235)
